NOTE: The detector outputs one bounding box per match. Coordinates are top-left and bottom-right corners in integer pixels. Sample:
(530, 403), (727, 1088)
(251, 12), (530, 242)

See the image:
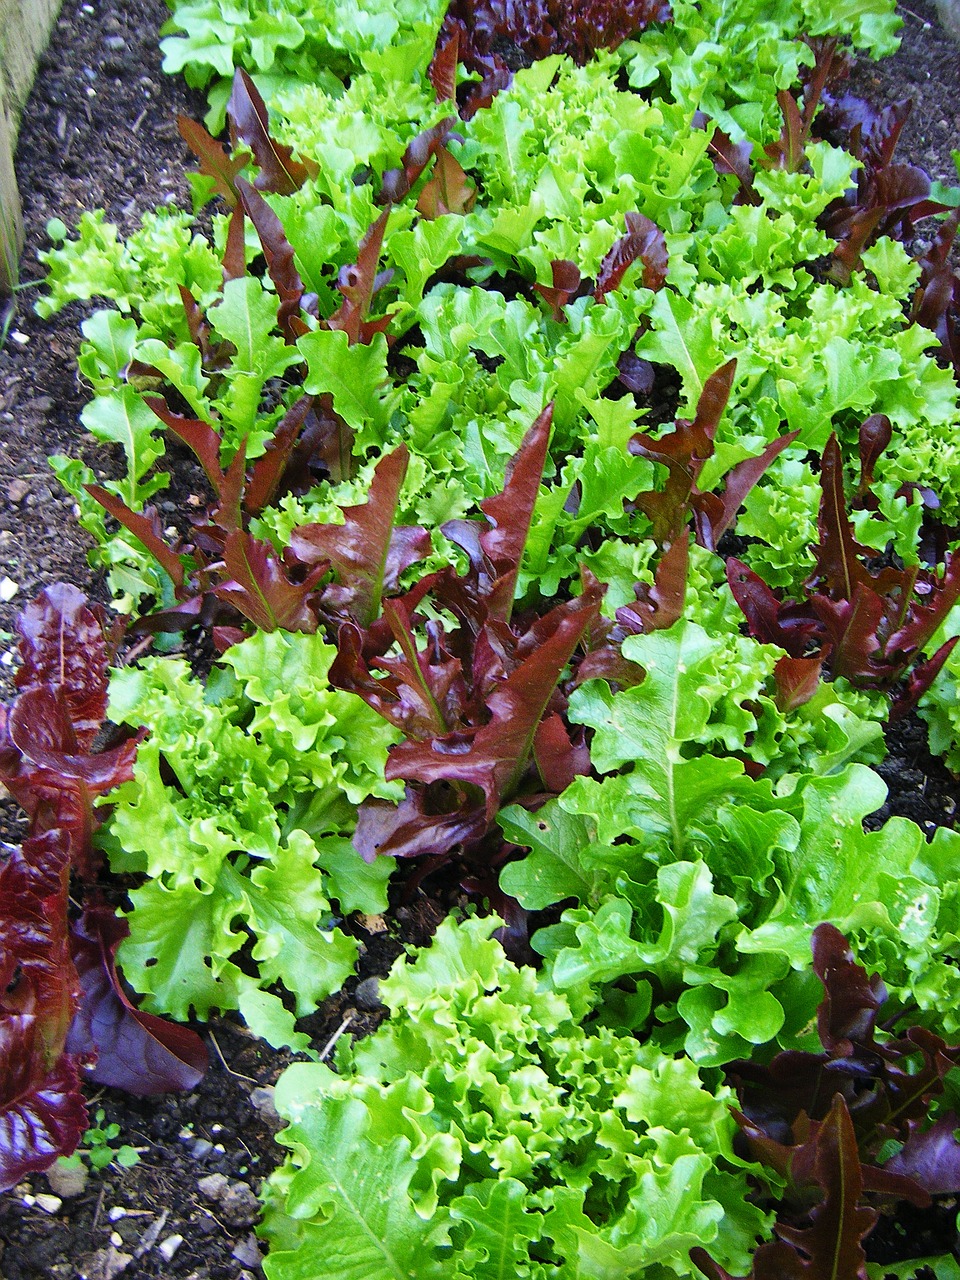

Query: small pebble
(103, 34), (126, 49)
(231, 1234), (263, 1268)
(7, 480), (30, 503)
(354, 976), (382, 1010)
(157, 1235), (184, 1263)
(108, 1207), (126, 1222)
(35, 1193), (62, 1214)
(249, 1086), (279, 1125)
(188, 1138), (213, 1160)
(0, 576), (19, 601)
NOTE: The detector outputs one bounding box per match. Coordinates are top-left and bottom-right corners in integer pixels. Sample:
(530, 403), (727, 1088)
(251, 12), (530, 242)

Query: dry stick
(207, 1028), (258, 1084)
(90, 1183), (107, 1235)
(318, 1010), (356, 1063)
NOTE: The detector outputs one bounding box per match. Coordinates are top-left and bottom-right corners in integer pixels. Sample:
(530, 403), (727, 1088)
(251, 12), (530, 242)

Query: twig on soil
(90, 1183), (106, 1234)
(207, 1029), (258, 1083)
(318, 1011), (356, 1063)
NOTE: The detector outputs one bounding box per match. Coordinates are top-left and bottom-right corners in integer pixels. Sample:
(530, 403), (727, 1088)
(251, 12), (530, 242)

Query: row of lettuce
(6, 0), (960, 1274)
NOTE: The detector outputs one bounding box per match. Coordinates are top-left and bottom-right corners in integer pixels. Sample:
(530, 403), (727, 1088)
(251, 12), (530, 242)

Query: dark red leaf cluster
(693, 925), (960, 1279)
(0, 587), (208, 1187)
(431, 0), (672, 115)
(727, 428), (960, 720)
(330, 406), (602, 888)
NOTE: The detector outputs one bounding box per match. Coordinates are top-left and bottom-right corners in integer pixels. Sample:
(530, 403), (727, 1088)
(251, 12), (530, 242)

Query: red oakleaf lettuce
(227, 69), (317, 194)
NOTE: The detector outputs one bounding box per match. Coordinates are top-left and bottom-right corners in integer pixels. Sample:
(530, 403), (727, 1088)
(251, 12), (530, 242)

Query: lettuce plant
(103, 627), (401, 1049)
(693, 924), (960, 1279)
(259, 913), (773, 1279)
(0, 587), (206, 1189)
(726, 430), (960, 721)
(500, 618), (960, 1065)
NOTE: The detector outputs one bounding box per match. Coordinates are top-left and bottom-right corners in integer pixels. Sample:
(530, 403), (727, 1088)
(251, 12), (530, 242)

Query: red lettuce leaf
(0, 836), (86, 1191)
(442, 402), (554, 625)
(214, 531), (324, 633)
(326, 210), (392, 346)
(417, 146), (477, 219)
(236, 179), (306, 342)
(594, 212), (668, 300)
(14, 584), (112, 748)
(65, 906), (207, 1097)
(383, 587), (602, 821)
(534, 259), (583, 321)
(288, 445), (432, 629)
(434, 0), (672, 114)
(177, 113), (250, 206)
(227, 69), (316, 194)
(85, 485), (187, 592)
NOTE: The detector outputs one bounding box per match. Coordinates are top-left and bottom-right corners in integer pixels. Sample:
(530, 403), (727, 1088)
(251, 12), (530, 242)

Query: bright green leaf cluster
(103, 629), (401, 1045)
(259, 914), (774, 1279)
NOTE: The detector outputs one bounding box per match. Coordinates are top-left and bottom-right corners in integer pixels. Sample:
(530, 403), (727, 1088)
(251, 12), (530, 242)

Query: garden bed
(3, 1), (960, 1277)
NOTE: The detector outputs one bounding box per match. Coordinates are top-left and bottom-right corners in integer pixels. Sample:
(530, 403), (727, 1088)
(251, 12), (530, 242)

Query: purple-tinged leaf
(146, 397), (224, 493)
(532, 713), (589, 793)
(148, 398), (247, 536)
(179, 284), (211, 354)
(443, 403), (554, 625)
(283, 394), (355, 489)
(379, 119), (456, 204)
(694, 430), (799, 551)
(384, 586), (602, 819)
(594, 212), (668, 301)
(288, 446), (431, 628)
(177, 114), (250, 206)
(774, 1095), (878, 1275)
(889, 635), (960, 723)
(14, 584), (111, 748)
(620, 535), (689, 633)
(214, 531), (324, 633)
(235, 178), (306, 342)
(221, 203), (247, 284)
(242, 396), (312, 516)
(809, 435), (883, 602)
(5, 688), (141, 878)
(855, 414), (892, 502)
(327, 210), (391, 346)
(227, 69), (316, 194)
(630, 360), (737, 546)
(0, 1055), (87, 1192)
(534, 259), (582, 321)
(616, 348), (654, 394)
(0, 836), (87, 1191)
(430, 30), (459, 102)
(772, 655), (822, 713)
(331, 615), (456, 741)
(884, 1113), (960, 1195)
(417, 146), (477, 219)
(66, 906), (207, 1096)
(353, 788), (488, 862)
(811, 923), (886, 1056)
(882, 556), (960, 666)
(86, 486), (187, 591)
(726, 559), (821, 657)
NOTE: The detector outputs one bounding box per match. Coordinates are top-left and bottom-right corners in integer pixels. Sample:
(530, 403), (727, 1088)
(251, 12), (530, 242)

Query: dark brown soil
(1, 1), (960, 1276)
